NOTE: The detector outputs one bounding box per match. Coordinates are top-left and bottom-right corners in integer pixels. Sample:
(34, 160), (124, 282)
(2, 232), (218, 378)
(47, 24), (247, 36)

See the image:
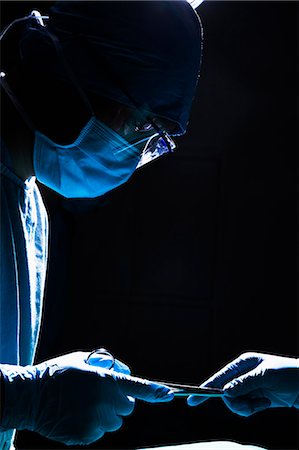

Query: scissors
(86, 348), (224, 398)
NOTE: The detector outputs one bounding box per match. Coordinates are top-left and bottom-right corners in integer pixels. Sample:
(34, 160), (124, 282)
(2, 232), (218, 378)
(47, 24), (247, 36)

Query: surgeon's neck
(2, 90), (35, 182)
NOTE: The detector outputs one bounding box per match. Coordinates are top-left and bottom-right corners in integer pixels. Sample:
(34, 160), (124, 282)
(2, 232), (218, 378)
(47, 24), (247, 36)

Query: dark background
(1, 1), (298, 449)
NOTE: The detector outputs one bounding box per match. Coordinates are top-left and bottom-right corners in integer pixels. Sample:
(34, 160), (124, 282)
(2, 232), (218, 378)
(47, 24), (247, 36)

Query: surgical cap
(21, 1), (203, 135)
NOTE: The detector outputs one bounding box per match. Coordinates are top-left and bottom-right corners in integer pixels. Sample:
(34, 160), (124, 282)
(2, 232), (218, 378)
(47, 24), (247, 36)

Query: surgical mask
(34, 116), (141, 198)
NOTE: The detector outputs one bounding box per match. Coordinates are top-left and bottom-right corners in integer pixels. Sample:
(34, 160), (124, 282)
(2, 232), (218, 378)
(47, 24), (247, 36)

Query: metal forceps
(86, 349), (224, 398)
(160, 382), (224, 398)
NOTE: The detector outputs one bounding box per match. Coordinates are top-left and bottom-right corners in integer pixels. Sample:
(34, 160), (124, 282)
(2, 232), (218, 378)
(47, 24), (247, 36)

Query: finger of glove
(97, 409), (123, 433)
(85, 353), (131, 374)
(114, 372), (174, 403)
(113, 359), (131, 375)
(114, 393), (135, 416)
(199, 354), (262, 390)
(223, 395), (271, 417)
(62, 427), (105, 446)
(223, 368), (262, 397)
(187, 395), (209, 406)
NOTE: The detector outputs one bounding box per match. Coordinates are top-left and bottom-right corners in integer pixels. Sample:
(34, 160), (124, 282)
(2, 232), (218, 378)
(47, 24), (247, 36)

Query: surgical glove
(0, 351), (173, 446)
(187, 352), (299, 416)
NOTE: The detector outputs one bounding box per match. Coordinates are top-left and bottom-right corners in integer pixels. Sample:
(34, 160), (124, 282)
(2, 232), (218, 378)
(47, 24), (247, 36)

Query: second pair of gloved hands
(188, 352), (299, 417)
(0, 351), (173, 446)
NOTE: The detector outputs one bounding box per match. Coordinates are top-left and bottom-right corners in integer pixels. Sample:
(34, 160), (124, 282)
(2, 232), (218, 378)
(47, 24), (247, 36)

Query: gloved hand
(0, 351), (173, 446)
(187, 352), (299, 416)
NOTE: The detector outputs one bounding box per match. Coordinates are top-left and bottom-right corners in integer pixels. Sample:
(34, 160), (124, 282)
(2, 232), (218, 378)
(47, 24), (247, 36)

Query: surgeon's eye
(134, 121), (154, 133)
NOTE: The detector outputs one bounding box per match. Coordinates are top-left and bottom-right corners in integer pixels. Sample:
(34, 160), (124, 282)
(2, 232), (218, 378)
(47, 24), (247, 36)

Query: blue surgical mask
(34, 116), (141, 198)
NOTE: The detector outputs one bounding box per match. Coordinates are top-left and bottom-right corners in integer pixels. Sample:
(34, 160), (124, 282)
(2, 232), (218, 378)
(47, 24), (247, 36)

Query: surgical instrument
(85, 349), (224, 398)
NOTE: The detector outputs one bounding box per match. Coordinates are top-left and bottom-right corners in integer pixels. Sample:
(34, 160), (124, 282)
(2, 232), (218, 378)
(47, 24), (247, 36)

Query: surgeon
(187, 352), (299, 416)
(0, 1), (203, 448)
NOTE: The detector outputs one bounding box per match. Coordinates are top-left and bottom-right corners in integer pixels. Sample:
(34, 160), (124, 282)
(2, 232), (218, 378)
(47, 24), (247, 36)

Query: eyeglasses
(128, 116), (176, 169)
(135, 127), (176, 169)
(112, 110), (177, 168)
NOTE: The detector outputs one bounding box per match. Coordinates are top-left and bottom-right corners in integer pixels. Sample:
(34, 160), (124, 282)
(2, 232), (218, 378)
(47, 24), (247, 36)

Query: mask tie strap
(0, 12), (46, 131)
(0, 11), (94, 130)
(1, 73), (36, 132)
(42, 27), (94, 117)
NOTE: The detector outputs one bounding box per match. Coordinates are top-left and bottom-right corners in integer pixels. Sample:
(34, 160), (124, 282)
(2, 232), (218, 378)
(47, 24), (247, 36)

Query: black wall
(1, 1), (298, 449)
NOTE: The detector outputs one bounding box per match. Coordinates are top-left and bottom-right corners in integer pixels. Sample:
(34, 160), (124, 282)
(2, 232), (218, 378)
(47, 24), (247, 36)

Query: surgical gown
(0, 144), (48, 449)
